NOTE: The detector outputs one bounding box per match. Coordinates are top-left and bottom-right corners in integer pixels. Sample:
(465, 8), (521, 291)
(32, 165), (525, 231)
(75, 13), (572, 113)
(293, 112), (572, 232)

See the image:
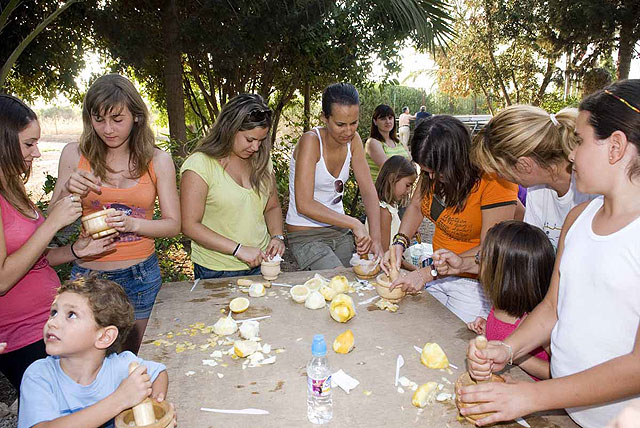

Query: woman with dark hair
(286, 83), (383, 270)
(0, 95), (111, 392)
(365, 104), (410, 182)
(181, 94), (285, 279)
(387, 115), (518, 322)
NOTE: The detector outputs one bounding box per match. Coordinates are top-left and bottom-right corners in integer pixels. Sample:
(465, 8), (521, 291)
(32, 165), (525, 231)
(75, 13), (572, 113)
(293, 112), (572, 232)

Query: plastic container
(307, 334), (333, 424)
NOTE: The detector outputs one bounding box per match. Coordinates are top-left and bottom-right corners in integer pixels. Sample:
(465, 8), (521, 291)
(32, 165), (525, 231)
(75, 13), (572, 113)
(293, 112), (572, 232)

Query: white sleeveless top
(286, 127), (352, 227)
(551, 196), (640, 427)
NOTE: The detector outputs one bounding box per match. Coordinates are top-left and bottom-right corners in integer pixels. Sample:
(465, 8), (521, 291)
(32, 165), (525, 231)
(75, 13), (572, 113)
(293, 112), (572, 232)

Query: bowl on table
(374, 273), (405, 303)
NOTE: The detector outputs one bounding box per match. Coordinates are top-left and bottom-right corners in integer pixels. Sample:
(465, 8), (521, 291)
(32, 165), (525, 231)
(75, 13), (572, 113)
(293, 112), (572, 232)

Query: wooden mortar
(114, 399), (174, 428)
(455, 335), (505, 424)
(81, 208), (117, 239)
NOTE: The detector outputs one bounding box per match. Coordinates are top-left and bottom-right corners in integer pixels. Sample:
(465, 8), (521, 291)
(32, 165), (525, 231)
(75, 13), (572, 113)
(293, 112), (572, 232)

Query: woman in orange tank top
(50, 74), (181, 353)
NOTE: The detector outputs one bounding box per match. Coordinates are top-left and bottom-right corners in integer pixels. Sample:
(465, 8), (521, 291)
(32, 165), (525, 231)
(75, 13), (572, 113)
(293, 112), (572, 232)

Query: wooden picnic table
(140, 268), (578, 427)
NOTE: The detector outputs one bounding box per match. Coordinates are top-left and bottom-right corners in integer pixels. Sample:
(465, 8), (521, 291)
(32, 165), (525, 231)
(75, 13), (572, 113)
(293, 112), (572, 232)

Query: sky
(391, 45), (640, 91)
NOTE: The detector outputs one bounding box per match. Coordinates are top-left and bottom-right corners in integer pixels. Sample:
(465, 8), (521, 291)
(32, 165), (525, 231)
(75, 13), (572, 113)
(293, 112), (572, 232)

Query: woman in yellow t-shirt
(180, 94), (285, 279)
(387, 115), (517, 323)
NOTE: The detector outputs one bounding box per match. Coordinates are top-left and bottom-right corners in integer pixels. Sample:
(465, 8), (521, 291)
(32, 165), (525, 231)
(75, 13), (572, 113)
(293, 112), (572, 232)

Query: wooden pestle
(128, 362), (156, 426)
(389, 250), (400, 282)
(473, 335), (489, 384)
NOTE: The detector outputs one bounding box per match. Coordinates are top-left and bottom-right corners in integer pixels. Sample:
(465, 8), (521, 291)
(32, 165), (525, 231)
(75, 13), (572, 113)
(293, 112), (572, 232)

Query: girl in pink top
(0, 95), (114, 392)
(436, 220), (555, 380)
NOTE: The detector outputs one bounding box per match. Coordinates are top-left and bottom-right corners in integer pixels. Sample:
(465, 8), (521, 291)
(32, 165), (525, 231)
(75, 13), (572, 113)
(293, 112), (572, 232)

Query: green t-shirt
(365, 139), (411, 183)
(180, 152), (271, 271)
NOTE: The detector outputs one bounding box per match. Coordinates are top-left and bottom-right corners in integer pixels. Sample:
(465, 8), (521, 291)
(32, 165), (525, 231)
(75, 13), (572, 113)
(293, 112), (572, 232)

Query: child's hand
(0, 342), (6, 353)
(433, 249), (464, 276)
(115, 364), (152, 410)
(151, 394), (178, 428)
(467, 339), (510, 382)
(467, 317), (487, 335)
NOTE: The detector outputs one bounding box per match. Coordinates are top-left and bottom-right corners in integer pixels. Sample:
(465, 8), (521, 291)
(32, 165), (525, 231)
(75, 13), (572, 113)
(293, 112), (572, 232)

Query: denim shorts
(193, 263), (261, 280)
(71, 253), (162, 320)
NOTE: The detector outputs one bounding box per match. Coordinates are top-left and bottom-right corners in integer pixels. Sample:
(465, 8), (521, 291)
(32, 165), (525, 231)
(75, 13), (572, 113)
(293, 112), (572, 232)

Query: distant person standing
(415, 105), (431, 122)
(398, 107), (415, 150)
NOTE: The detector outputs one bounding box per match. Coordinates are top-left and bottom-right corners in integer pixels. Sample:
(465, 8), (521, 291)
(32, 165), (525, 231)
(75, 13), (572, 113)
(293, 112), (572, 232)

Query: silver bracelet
(499, 342), (513, 365)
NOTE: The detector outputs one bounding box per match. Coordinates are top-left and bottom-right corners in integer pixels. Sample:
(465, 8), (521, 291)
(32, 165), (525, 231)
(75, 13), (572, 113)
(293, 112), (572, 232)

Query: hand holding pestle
(128, 362), (156, 425)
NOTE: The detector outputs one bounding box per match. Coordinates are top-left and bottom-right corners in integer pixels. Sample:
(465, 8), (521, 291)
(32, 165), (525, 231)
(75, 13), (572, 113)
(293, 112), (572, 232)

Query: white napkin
(331, 369), (360, 394)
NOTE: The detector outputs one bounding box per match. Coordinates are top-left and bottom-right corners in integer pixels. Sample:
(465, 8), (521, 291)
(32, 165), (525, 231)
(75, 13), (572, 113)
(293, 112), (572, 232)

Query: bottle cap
(311, 334), (327, 356)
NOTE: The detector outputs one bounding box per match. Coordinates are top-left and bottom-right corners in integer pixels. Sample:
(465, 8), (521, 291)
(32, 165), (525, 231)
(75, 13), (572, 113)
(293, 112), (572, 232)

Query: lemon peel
(420, 343), (449, 369)
(234, 340), (259, 358)
(333, 330), (355, 354)
(329, 293), (356, 323)
(229, 297), (250, 313)
(412, 382), (438, 407)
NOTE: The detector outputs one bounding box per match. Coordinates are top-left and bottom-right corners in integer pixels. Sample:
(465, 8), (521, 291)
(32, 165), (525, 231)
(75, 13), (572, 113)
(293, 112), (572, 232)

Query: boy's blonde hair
(58, 275), (134, 355)
(472, 105), (578, 181)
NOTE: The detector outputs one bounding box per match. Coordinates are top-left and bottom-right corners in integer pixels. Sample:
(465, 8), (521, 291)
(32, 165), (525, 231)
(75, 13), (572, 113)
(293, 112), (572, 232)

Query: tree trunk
(535, 57), (555, 106)
(162, 0), (187, 158)
(563, 48), (571, 101)
(303, 82), (311, 132)
(616, 3), (636, 80)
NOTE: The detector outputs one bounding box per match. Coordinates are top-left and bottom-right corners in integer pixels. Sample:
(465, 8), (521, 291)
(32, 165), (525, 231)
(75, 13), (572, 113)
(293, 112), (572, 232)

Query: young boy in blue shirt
(18, 275), (174, 428)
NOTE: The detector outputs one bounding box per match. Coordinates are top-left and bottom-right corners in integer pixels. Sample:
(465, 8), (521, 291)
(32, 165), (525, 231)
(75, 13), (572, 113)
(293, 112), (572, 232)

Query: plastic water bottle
(307, 334), (333, 424)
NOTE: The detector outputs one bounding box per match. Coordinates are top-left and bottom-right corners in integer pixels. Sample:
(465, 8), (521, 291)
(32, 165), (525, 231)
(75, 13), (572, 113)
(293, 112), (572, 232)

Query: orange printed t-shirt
(421, 173), (518, 259)
(79, 155), (157, 262)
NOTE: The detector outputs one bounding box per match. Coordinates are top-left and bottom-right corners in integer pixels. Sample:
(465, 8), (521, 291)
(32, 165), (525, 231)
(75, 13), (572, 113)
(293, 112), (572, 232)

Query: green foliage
(0, 0), (93, 101)
(539, 92), (579, 114)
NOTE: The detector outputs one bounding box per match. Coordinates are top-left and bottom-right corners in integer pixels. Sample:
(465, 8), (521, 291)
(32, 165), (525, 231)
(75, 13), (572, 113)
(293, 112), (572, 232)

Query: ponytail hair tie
(549, 113), (560, 127)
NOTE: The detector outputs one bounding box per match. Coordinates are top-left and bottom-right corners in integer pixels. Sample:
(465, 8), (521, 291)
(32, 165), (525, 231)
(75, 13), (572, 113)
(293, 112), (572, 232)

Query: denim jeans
(71, 253), (162, 319)
(193, 263), (261, 280)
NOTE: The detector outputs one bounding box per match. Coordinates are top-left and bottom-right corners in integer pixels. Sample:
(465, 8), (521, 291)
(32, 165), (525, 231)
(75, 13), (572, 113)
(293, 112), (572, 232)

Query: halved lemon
(229, 297), (250, 313)
(304, 276), (325, 291)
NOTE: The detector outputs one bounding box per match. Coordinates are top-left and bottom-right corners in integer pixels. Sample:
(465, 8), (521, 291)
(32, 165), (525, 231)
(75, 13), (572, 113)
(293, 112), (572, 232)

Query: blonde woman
(180, 94), (285, 279)
(472, 105), (594, 249)
(51, 74), (181, 353)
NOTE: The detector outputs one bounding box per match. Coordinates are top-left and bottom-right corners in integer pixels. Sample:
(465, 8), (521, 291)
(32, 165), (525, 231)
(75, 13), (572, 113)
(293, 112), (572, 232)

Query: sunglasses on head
(247, 107), (272, 122)
(332, 179), (344, 204)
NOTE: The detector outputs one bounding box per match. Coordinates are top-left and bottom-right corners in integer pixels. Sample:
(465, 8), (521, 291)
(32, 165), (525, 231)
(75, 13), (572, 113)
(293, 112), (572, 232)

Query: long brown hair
(195, 94), (273, 194)
(410, 115), (480, 212)
(0, 94), (37, 216)
(80, 74), (155, 182)
(479, 221), (555, 318)
(375, 155), (416, 205)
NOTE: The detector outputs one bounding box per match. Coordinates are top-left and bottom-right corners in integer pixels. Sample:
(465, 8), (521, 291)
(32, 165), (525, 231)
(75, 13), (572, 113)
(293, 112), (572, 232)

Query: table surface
(140, 268), (578, 428)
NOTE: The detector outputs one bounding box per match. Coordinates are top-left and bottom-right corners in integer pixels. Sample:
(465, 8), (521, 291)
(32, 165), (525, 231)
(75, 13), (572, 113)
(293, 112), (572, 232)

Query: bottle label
(308, 375), (331, 397)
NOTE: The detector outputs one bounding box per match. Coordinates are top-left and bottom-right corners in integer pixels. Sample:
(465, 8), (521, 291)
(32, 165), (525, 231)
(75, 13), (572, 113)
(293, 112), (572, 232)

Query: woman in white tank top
(286, 83), (383, 270)
(458, 79), (640, 427)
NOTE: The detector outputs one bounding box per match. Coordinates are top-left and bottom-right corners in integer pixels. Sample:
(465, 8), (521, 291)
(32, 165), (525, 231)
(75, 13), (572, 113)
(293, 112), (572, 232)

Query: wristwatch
(271, 234), (285, 241)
